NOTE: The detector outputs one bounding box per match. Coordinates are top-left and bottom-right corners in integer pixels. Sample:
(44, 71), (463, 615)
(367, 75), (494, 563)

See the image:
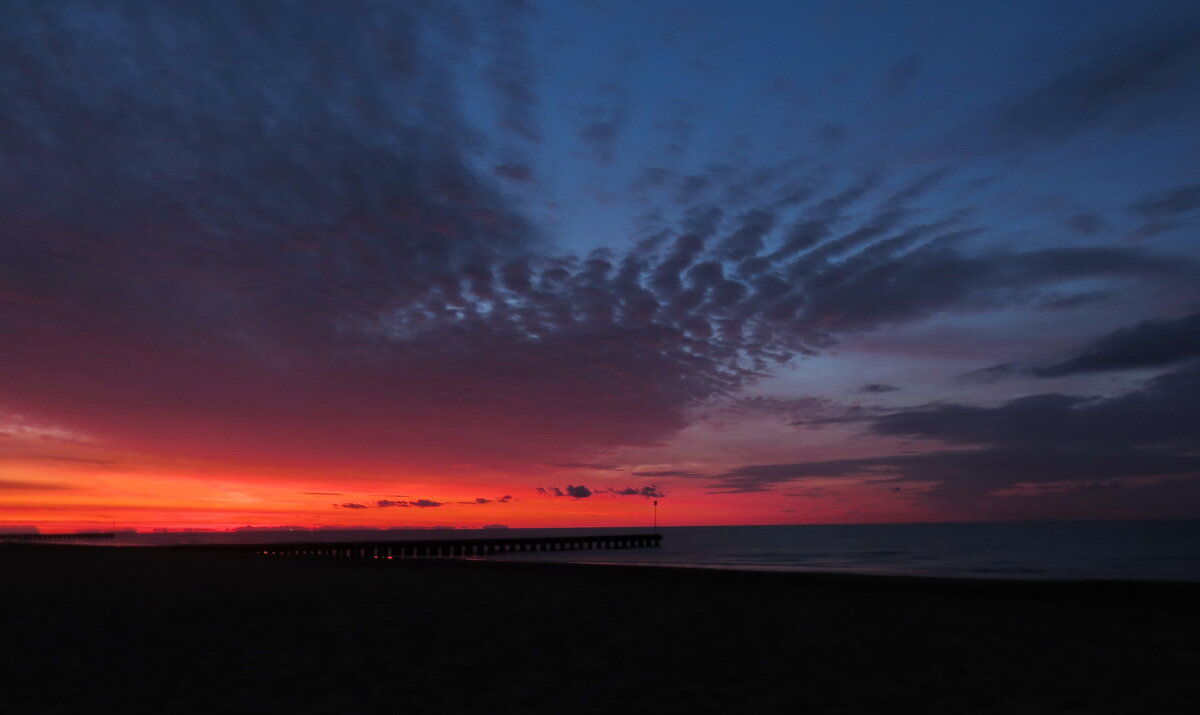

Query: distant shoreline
(7, 518), (1200, 583)
(8, 538), (1200, 588)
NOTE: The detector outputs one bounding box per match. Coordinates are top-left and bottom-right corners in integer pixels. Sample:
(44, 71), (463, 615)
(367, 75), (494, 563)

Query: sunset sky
(3, 0), (1199, 532)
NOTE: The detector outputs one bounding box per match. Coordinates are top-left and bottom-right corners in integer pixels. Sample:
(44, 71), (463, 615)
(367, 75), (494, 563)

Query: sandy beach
(2, 543), (1197, 714)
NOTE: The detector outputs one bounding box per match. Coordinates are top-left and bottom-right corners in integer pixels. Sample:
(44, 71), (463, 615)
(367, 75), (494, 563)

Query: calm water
(80, 519), (1200, 582)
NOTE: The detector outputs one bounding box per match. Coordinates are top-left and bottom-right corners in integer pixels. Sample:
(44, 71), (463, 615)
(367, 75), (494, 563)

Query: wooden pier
(0, 532), (115, 542)
(251, 533), (662, 559)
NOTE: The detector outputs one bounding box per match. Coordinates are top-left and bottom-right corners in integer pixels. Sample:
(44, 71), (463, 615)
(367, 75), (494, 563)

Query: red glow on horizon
(0, 416), (955, 533)
(0, 460), (940, 533)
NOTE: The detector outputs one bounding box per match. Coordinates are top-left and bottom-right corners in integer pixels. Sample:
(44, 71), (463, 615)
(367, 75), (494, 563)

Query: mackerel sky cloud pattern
(1, 0), (1198, 529)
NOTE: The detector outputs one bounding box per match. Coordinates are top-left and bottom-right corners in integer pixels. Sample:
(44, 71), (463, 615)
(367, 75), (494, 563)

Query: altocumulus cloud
(1, 1), (1197, 482)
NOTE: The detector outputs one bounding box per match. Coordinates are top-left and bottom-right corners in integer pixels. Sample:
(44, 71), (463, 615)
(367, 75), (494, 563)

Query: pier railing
(251, 533), (662, 559)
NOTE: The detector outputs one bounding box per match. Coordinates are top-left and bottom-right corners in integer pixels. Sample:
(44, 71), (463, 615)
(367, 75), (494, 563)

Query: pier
(0, 532), (115, 542)
(250, 533), (662, 559)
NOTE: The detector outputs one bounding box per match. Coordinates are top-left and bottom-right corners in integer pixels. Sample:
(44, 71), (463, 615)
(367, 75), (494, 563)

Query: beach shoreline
(3, 544), (1198, 713)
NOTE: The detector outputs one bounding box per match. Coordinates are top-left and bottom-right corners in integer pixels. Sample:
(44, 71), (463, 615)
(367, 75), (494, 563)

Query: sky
(2, 0), (1199, 532)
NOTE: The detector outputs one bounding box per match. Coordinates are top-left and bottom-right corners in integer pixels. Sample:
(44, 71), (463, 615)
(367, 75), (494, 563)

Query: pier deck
(0, 532), (115, 541)
(249, 533), (662, 559)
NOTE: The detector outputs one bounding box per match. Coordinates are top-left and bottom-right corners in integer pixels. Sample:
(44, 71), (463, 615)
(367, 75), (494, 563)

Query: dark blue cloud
(1034, 312), (1200, 377)
(708, 362), (1200, 498)
(858, 384), (900, 394)
(990, 21), (1200, 147)
(1128, 183), (1200, 237)
(963, 312), (1200, 381)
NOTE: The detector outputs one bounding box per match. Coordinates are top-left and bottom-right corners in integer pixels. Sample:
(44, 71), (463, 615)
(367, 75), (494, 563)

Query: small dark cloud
(535, 484), (592, 499)
(374, 498), (441, 508)
(581, 121), (620, 162)
(1067, 213), (1104, 235)
(958, 363), (1024, 383)
(813, 123), (848, 148)
(467, 495), (512, 504)
(630, 166), (677, 193)
(577, 98), (626, 164)
(564, 484), (592, 499)
(494, 163), (534, 182)
(610, 486), (664, 498)
(717, 209), (775, 261)
(654, 110), (696, 156)
(882, 54), (922, 95)
(858, 383), (900, 394)
(674, 174), (713, 204)
(1128, 183), (1200, 220)
(337, 503), (369, 510)
(1033, 312), (1200, 377)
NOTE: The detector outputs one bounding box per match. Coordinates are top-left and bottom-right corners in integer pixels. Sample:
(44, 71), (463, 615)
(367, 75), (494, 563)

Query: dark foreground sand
(2, 544), (1197, 714)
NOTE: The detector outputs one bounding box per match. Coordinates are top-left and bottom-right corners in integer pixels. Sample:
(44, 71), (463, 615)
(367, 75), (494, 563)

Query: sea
(72, 519), (1200, 582)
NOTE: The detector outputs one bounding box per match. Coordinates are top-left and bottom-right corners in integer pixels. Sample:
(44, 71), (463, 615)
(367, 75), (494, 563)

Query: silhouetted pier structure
(0, 532), (115, 542)
(253, 533), (662, 560)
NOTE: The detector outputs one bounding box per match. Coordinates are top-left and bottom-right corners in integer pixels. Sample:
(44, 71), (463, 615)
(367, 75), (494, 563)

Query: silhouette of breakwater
(249, 533), (663, 559)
